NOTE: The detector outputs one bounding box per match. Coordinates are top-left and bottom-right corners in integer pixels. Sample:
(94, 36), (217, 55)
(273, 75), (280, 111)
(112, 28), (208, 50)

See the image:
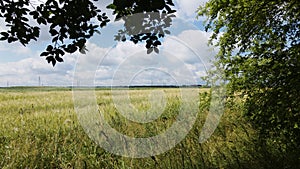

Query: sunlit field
(0, 87), (289, 168)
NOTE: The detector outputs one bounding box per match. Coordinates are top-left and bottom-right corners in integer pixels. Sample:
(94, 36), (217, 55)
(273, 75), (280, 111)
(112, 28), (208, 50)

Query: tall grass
(0, 87), (292, 168)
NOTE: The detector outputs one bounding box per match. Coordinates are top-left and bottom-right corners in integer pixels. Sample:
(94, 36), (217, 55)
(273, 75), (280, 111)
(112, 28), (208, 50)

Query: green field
(0, 87), (293, 168)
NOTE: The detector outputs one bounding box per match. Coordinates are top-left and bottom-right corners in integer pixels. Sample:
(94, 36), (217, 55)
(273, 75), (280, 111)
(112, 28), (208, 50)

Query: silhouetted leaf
(147, 47), (154, 54)
(55, 55), (64, 62)
(100, 22), (107, 28)
(57, 49), (65, 56)
(46, 56), (56, 66)
(52, 36), (58, 43)
(146, 42), (152, 49)
(7, 37), (17, 43)
(154, 41), (162, 46)
(46, 45), (53, 52)
(106, 4), (116, 9)
(154, 47), (159, 54)
(40, 52), (49, 57)
(49, 29), (58, 36)
(164, 30), (170, 34)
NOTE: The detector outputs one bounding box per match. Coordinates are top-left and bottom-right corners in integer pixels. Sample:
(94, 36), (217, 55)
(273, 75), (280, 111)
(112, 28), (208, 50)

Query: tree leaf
(147, 47), (154, 54)
(40, 52), (49, 57)
(154, 47), (159, 54)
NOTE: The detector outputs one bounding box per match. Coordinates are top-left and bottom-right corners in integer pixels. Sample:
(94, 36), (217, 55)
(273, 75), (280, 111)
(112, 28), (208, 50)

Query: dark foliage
(0, 0), (176, 66)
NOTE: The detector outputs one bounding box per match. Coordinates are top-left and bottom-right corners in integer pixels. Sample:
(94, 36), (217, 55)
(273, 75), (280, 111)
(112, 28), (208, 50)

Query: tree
(198, 0), (300, 157)
(0, 0), (176, 66)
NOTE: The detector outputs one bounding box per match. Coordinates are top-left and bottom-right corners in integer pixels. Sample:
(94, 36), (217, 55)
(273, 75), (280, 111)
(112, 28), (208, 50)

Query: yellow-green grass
(0, 87), (263, 168)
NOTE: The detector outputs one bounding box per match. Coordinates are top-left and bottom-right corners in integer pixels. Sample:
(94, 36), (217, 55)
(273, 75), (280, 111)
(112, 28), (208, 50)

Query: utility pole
(38, 76), (41, 86)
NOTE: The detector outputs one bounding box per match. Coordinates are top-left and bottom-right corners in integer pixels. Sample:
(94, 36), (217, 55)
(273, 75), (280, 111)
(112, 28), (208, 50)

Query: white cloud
(162, 29), (217, 76)
(0, 42), (32, 55)
(174, 0), (208, 20)
(0, 0), (216, 87)
(91, 30), (216, 86)
(0, 28), (217, 87)
(0, 54), (76, 86)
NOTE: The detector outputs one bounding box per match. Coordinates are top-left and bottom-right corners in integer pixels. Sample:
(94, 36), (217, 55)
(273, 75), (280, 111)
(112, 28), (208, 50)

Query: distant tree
(0, 0), (176, 66)
(198, 0), (300, 155)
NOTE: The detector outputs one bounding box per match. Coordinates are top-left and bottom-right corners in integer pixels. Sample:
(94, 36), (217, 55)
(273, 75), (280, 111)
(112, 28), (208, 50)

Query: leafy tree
(0, 0), (175, 66)
(198, 0), (300, 157)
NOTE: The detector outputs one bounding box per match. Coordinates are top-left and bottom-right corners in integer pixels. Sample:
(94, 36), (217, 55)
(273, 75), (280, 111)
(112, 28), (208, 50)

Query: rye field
(0, 87), (295, 168)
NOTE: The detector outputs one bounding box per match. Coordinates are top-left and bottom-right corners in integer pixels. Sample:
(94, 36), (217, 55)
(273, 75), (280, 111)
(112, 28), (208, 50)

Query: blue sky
(0, 0), (216, 87)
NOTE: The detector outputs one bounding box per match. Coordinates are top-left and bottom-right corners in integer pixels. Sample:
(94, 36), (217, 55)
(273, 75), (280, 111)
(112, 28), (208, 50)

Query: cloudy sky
(0, 0), (217, 87)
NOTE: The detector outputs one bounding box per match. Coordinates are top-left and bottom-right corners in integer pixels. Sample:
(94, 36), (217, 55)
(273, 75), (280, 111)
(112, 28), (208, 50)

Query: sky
(0, 0), (216, 87)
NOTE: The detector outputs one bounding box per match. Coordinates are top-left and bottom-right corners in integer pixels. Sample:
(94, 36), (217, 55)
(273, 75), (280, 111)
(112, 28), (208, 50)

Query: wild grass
(0, 87), (294, 168)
